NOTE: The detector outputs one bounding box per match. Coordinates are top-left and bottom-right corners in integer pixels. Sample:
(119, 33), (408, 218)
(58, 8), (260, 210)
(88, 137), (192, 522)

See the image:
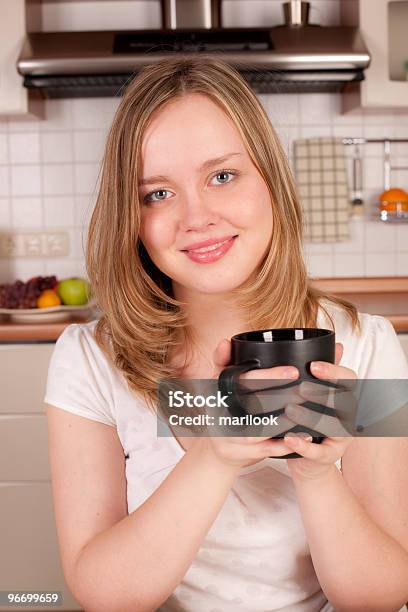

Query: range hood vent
(17, 26), (371, 98)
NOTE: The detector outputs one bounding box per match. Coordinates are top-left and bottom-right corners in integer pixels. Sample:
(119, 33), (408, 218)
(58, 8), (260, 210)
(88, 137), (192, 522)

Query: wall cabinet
(0, 343), (81, 611)
(343, 0), (408, 111)
(0, 0), (42, 117)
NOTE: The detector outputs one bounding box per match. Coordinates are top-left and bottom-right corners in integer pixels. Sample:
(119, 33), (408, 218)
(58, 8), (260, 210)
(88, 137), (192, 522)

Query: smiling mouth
(181, 235), (239, 253)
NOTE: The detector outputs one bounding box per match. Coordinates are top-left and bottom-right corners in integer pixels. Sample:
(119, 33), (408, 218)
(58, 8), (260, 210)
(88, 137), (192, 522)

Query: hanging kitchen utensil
(351, 143), (363, 215)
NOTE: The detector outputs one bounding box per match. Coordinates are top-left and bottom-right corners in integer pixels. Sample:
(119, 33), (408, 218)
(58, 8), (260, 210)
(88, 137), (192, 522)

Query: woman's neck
(171, 285), (251, 373)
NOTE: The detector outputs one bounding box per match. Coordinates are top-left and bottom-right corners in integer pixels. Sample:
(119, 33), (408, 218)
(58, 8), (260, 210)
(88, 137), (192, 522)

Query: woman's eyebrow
(138, 152), (243, 187)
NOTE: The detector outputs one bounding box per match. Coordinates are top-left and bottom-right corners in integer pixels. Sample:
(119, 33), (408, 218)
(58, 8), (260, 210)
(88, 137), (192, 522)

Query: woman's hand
(212, 339), (357, 478)
(203, 338), (301, 469)
(282, 342), (357, 480)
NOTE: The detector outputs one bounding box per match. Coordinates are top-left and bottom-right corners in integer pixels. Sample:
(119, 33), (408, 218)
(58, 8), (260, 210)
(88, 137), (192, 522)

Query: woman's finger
(213, 338), (231, 368)
(284, 403), (352, 437)
(335, 342), (343, 365)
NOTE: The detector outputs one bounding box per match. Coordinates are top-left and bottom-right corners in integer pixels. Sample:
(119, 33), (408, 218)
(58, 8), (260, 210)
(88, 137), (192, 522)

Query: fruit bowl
(0, 300), (98, 324)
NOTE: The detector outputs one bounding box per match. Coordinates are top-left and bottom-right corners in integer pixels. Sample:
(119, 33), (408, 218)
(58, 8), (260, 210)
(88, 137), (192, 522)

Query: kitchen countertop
(0, 277), (407, 342)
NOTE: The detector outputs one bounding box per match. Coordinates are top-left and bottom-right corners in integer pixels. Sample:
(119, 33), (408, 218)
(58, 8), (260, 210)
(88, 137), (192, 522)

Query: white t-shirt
(44, 301), (408, 612)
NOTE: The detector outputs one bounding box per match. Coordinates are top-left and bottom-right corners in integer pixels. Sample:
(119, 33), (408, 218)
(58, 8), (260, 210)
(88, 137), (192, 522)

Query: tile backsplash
(0, 0), (408, 282)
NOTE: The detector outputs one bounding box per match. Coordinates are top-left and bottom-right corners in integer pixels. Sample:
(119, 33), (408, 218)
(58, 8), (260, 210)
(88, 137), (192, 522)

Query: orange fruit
(36, 289), (62, 308)
(379, 188), (408, 203)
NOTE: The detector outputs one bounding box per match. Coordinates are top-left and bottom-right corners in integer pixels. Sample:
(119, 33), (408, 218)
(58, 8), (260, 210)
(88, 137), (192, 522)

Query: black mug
(218, 328), (336, 459)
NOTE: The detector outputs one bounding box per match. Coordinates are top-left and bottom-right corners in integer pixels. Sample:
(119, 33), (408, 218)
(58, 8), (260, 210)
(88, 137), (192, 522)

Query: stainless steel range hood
(17, 26), (371, 99)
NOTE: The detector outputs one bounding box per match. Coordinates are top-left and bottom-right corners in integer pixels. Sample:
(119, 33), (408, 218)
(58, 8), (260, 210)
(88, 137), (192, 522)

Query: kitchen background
(1, 0), (408, 285)
(1, 2), (408, 610)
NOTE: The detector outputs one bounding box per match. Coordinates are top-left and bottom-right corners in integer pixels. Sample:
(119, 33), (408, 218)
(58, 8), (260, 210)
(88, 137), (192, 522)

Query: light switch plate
(0, 232), (70, 258)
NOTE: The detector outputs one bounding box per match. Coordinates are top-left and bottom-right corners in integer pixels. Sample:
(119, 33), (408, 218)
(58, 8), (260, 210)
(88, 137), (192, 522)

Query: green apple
(57, 277), (90, 306)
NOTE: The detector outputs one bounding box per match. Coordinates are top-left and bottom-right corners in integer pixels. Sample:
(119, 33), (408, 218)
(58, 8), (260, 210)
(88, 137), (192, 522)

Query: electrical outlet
(0, 231), (70, 258)
(23, 234), (42, 256)
(0, 233), (25, 257)
(43, 232), (70, 257)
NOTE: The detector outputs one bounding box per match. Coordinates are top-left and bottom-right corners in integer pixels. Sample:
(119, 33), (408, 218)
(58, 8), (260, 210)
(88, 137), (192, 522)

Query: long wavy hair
(86, 55), (360, 413)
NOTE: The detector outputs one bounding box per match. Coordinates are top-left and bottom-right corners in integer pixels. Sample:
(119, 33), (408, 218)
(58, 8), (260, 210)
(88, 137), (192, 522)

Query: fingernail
(311, 361), (326, 373)
(285, 403), (299, 417)
(282, 367), (297, 378)
(284, 432), (300, 445)
(297, 432), (313, 442)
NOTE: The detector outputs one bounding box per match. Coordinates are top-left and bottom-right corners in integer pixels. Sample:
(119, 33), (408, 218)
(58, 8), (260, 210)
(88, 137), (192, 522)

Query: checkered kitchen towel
(293, 137), (352, 242)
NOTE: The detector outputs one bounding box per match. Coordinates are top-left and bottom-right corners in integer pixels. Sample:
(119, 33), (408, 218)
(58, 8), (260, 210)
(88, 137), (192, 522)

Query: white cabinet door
(0, 0), (41, 117)
(0, 342), (82, 611)
(348, 0), (408, 109)
(0, 483), (82, 610)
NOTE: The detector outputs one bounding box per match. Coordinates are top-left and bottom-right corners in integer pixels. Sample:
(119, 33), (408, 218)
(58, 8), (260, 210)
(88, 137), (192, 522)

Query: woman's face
(138, 93), (273, 297)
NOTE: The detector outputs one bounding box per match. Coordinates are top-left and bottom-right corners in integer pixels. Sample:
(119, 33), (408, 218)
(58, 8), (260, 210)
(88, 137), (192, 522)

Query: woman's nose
(177, 192), (220, 231)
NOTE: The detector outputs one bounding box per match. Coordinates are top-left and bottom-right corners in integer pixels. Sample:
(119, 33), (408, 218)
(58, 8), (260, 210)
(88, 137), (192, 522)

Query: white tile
(363, 157), (385, 190)
(333, 252), (364, 276)
(41, 99), (73, 131)
(43, 196), (75, 227)
(11, 198), (43, 228)
(43, 164), (74, 196)
(0, 198), (11, 228)
(396, 224), (408, 251)
(299, 125), (333, 138)
(305, 253), (334, 277)
(71, 228), (87, 258)
(73, 131), (107, 163)
(74, 164), (101, 194)
(7, 116), (40, 133)
(75, 257), (88, 278)
(10, 166), (41, 196)
(74, 195), (95, 227)
(363, 124), (396, 140)
(72, 98), (115, 131)
(0, 166), (9, 197)
(299, 93), (337, 125)
(332, 107), (364, 127)
(332, 217), (365, 253)
(0, 133), (8, 164)
(44, 258), (77, 278)
(365, 220), (397, 252)
(9, 133), (40, 165)
(260, 93), (300, 125)
(365, 252), (396, 276)
(396, 252), (408, 275)
(362, 110), (395, 126)
(8, 260), (47, 282)
(0, 260), (16, 283)
(303, 242), (333, 255)
(276, 125), (301, 157)
(41, 132), (73, 163)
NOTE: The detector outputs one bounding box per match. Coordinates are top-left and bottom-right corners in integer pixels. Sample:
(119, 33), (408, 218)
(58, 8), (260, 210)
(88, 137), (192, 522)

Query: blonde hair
(86, 55), (360, 413)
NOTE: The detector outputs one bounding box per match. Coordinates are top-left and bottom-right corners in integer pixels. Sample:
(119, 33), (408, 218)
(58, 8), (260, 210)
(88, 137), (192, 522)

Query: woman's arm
(289, 438), (408, 612)
(73, 437), (240, 612)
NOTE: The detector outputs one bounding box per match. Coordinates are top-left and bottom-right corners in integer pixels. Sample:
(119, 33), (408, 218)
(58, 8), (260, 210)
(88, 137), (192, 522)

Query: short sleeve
(354, 315), (408, 428)
(44, 323), (116, 427)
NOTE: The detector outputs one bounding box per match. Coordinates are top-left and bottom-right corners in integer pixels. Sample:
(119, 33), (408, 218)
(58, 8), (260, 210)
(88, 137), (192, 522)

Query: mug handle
(218, 359), (262, 418)
(218, 360), (325, 459)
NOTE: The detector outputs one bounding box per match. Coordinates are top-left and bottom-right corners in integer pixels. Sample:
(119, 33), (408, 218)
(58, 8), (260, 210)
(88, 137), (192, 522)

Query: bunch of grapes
(0, 276), (58, 309)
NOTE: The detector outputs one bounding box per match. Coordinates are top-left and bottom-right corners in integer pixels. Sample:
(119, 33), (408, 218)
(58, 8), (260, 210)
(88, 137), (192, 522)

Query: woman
(45, 56), (408, 612)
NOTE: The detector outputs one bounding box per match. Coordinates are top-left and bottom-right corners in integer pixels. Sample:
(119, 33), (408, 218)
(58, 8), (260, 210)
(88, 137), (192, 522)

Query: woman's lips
(182, 235), (238, 264)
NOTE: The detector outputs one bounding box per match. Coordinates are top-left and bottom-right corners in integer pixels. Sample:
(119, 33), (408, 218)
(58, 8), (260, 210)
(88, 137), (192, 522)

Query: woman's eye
(210, 170), (237, 186)
(143, 189), (172, 204)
